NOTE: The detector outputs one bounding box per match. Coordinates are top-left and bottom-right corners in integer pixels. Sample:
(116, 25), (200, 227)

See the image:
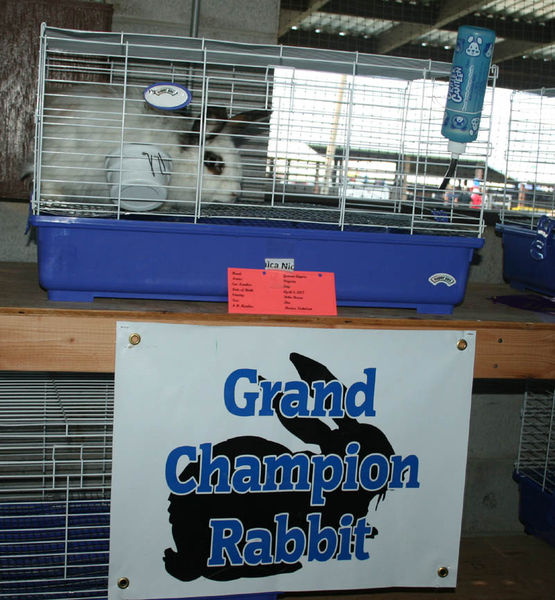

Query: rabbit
(22, 83), (269, 212)
(163, 352), (395, 582)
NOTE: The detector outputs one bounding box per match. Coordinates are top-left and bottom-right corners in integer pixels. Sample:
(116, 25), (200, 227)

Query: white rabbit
(25, 83), (267, 213)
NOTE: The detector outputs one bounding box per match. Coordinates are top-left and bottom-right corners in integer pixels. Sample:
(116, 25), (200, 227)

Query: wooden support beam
(1, 264), (552, 380)
(1, 309), (553, 379)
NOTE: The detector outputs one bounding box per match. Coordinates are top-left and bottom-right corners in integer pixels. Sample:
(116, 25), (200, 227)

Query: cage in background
(513, 383), (555, 548)
(0, 372), (113, 600)
(0, 371), (281, 600)
(29, 25), (495, 313)
(498, 88), (555, 297)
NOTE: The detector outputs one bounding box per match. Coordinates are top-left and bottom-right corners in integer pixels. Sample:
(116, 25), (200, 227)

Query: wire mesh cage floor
(513, 383), (555, 548)
(29, 25), (494, 313)
(498, 88), (555, 297)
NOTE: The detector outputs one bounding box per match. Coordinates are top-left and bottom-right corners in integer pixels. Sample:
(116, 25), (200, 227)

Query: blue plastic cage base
(174, 595), (278, 600)
(32, 215), (484, 315)
(0, 500), (280, 600)
(513, 471), (555, 548)
(497, 223), (555, 297)
(0, 500), (109, 599)
(156, 595), (278, 600)
(45, 291), (458, 315)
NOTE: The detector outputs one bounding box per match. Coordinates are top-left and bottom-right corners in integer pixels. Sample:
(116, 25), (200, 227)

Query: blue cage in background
(497, 88), (555, 297)
(29, 26), (496, 315)
(513, 383), (555, 548)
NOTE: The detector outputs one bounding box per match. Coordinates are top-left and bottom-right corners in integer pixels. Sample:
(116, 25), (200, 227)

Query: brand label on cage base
(428, 273), (457, 287)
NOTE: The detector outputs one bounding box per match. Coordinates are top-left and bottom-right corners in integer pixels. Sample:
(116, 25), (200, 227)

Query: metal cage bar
(501, 88), (555, 229)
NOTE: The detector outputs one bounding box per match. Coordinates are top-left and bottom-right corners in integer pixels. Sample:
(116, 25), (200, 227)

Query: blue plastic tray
(0, 500), (279, 600)
(497, 218), (555, 297)
(31, 215), (483, 314)
(513, 471), (555, 548)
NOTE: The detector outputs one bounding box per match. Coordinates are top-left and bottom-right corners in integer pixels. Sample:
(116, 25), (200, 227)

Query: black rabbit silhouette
(163, 352), (394, 582)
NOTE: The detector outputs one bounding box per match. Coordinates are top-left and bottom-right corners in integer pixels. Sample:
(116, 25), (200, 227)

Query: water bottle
(441, 25), (496, 156)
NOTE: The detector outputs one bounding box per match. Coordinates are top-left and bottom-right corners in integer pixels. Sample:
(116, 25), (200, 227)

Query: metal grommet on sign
(438, 566), (449, 578)
(456, 338), (468, 351)
(117, 577), (130, 589)
(129, 333), (141, 346)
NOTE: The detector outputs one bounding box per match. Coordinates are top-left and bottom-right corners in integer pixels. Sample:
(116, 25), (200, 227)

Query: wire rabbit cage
(513, 383), (555, 548)
(498, 88), (555, 297)
(29, 25), (495, 313)
(0, 372), (114, 600)
(0, 372), (283, 600)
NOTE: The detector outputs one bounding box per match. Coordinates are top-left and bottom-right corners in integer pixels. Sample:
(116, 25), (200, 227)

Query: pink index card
(228, 268), (337, 315)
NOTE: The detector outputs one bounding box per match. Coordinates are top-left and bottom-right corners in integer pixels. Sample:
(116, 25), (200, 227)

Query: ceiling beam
(386, 44), (555, 90)
(375, 22), (432, 55)
(375, 0), (484, 54)
(278, 0), (329, 38)
(308, 2), (554, 46)
(436, 0), (484, 26)
(322, 0), (434, 25)
(279, 30), (555, 90)
(278, 1), (555, 80)
(451, 16), (554, 44)
(493, 38), (554, 63)
(280, 29), (377, 54)
(491, 19), (554, 64)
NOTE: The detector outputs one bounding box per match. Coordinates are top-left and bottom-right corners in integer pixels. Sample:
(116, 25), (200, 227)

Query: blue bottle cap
(143, 83), (192, 111)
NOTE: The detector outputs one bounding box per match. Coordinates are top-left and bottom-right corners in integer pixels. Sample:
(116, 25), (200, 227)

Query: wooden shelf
(1, 262), (553, 378)
(281, 535), (555, 600)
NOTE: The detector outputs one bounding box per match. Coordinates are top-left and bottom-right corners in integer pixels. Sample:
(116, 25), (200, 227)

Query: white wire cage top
(501, 87), (555, 229)
(0, 372), (113, 503)
(32, 25), (495, 237)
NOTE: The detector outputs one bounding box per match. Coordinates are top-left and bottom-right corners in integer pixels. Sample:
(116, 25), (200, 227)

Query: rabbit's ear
(275, 353), (343, 446)
(224, 109), (271, 147)
(178, 107), (228, 147)
(205, 107), (231, 139)
(289, 353), (359, 431)
(179, 107), (270, 147)
(289, 352), (338, 385)
(257, 373), (333, 445)
(275, 402), (334, 447)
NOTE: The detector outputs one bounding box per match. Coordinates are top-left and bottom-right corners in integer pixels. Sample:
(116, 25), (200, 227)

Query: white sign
(109, 324), (476, 600)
